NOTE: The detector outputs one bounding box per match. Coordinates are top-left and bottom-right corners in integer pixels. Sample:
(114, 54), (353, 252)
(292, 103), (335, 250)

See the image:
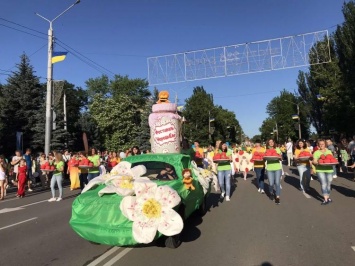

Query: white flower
(98, 175), (149, 197)
(120, 179), (183, 244)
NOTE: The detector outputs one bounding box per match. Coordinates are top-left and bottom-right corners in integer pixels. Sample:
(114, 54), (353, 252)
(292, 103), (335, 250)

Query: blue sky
(0, 0), (346, 137)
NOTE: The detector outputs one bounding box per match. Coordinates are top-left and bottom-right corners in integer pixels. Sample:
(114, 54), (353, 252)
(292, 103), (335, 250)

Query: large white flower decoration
(120, 179), (183, 244)
(81, 162), (148, 197)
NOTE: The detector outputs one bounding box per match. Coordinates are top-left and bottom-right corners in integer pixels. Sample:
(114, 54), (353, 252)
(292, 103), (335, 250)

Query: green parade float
(70, 91), (214, 248)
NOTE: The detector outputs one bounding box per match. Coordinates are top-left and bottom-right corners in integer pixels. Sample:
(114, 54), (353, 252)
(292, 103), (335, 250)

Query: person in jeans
(313, 139), (334, 205)
(87, 148), (100, 182)
(48, 152), (64, 202)
(265, 139), (282, 205)
(252, 139), (265, 193)
(294, 139), (312, 192)
(23, 148), (34, 191)
(216, 142), (232, 202)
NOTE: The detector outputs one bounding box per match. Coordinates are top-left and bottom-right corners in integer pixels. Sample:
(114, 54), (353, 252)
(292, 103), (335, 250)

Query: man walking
(23, 148), (34, 191)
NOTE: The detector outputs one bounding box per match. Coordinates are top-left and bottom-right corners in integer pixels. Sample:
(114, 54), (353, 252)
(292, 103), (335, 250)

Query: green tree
(265, 90), (309, 141)
(0, 54), (44, 154)
(89, 94), (137, 151)
(182, 86), (215, 146)
(259, 117), (277, 143)
(135, 88), (160, 152)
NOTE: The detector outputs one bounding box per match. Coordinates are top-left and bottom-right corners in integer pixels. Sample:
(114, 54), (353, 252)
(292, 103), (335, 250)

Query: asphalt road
(1, 166), (355, 266)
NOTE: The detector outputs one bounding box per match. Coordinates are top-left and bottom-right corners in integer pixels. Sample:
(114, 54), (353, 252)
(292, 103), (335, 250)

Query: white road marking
(87, 247), (121, 266)
(0, 207), (24, 214)
(103, 248), (132, 266)
(21, 199), (49, 208)
(351, 246), (355, 252)
(0, 217), (37, 231)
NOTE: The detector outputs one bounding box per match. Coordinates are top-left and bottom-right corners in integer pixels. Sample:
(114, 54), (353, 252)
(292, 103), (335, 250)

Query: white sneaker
(226, 196), (230, 201)
(220, 192), (225, 198)
(48, 198), (56, 202)
(261, 189), (265, 194)
(258, 188), (261, 193)
(333, 175), (337, 179)
(28, 188), (33, 192)
(56, 198), (62, 202)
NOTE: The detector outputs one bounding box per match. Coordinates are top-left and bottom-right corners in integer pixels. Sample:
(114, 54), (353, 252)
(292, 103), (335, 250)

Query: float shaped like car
(69, 153), (211, 248)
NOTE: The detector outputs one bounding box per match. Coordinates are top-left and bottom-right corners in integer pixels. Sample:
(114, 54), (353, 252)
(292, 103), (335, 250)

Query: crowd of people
(0, 146), (149, 201)
(0, 136), (354, 206)
(181, 136), (355, 206)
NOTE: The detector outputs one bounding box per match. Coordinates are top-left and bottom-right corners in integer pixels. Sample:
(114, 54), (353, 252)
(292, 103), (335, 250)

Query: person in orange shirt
(252, 139), (266, 193)
(109, 151), (120, 167)
(294, 139), (312, 192)
(193, 141), (204, 168)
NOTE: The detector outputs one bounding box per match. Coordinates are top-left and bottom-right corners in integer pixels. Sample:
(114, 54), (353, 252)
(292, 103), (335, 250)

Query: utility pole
(36, 0), (80, 155)
(297, 104), (301, 139)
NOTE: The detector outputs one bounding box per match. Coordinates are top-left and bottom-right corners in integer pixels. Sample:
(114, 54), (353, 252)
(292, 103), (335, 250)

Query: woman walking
(294, 139), (312, 192)
(16, 159), (27, 198)
(313, 139), (334, 205)
(0, 155), (7, 200)
(252, 140), (265, 193)
(216, 142), (232, 202)
(265, 139), (282, 205)
(48, 152), (64, 202)
(67, 153), (80, 190)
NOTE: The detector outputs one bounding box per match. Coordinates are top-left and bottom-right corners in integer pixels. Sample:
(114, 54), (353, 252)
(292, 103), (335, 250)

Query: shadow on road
(331, 184), (355, 198)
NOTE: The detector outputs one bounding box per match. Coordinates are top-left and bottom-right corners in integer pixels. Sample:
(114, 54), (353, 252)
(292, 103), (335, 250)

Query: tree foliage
(182, 86), (242, 146)
(89, 94), (137, 151)
(0, 54), (44, 154)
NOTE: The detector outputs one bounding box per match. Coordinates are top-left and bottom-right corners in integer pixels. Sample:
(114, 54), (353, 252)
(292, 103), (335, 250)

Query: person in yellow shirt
(252, 139), (266, 193)
(193, 141), (204, 167)
(294, 139), (312, 192)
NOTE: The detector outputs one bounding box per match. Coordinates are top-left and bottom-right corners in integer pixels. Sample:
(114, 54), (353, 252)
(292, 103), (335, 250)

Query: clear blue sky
(0, 0), (346, 137)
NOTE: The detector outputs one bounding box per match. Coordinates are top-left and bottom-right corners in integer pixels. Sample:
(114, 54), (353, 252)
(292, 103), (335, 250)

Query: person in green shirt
(313, 139), (334, 205)
(48, 152), (65, 202)
(88, 148), (100, 182)
(216, 142), (232, 202)
(265, 139), (282, 205)
(181, 139), (195, 160)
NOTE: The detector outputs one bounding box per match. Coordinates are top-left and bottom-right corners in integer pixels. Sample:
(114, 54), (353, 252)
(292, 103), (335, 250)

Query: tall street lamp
(284, 99), (301, 139)
(36, 0), (80, 155)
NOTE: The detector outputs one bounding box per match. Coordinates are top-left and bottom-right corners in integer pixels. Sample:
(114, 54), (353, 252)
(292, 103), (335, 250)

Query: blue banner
(16, 131), (23, 152)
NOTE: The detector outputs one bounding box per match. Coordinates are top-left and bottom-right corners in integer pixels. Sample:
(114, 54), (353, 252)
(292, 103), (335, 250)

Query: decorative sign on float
(149, 91), (181, 154)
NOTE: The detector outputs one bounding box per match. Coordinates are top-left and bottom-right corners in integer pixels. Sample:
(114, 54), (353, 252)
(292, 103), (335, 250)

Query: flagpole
(35, 0), (80, 155)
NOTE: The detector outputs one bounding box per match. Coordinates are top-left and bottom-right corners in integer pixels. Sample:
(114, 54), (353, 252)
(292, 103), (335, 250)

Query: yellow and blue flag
(292, 114), (299, 120)
(52, 51), (68, 64)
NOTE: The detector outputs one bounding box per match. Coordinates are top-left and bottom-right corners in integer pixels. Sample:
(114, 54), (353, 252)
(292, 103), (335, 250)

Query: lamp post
(36, 0), (80, 155)
(284, 100), (302, 139)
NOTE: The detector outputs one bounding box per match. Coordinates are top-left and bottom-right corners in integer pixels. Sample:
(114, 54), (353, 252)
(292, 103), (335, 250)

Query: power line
(56, 38), (116, 76)
(0, 23), (47, 40)
(55, 42), (113, 77)
(0, 17), (47, 36)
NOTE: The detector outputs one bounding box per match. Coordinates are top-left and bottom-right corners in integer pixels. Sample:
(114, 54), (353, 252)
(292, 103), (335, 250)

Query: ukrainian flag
(52, 52), (68, 64)
(292, 114), (299, 120)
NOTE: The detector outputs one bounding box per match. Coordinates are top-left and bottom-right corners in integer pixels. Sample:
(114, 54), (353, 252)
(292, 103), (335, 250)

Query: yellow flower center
(119, 180), (133, 189)
(142, 198), (162, 218)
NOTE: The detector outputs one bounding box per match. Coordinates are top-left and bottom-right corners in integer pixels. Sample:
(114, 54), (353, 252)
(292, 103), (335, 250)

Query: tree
(265, 90), (309, 141)
(182, 86), (215, 146)
(89, 94), (137, 151)
(135, 88), (159, 152)
(0, 54), (45, 154)
(86, 74), (150, 108)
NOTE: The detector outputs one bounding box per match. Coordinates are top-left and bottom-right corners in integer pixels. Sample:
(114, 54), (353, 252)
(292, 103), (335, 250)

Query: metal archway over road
(147, 30), (330, 85)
